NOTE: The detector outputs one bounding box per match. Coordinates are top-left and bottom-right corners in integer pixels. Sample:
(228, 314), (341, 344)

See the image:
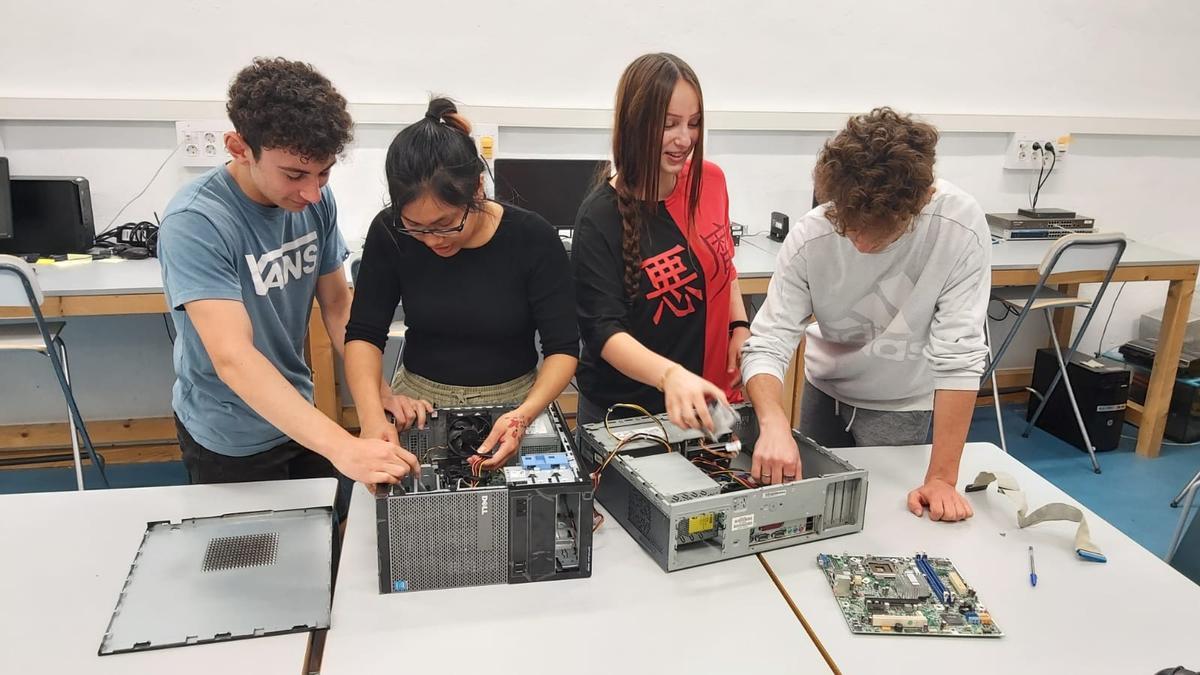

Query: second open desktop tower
(578, 404), (867, 572)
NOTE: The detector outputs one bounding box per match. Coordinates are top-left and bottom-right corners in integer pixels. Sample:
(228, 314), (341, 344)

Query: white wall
(3, 1), (1199, 118)
(2, 1), (1199, 425)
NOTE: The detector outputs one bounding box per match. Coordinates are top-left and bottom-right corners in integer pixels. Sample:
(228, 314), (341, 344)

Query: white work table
(990, 238), (1200, 270)
(760, 443), (1199, 674)
(733, 233), (780, 281)
(0, 477), (338, 675)
(320, 484), (831, 675)
(12, 230), (780, 295)
(743, 226), (1200, 270)
(27, 257), (164, 296)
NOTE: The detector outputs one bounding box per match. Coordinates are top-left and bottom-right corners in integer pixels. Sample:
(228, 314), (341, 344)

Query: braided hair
(609, 53), (706, 300)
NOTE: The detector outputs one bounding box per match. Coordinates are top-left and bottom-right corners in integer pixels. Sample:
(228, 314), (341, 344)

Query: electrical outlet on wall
(1003, 133), (1071, 170)
(175, 120), (232, 167)
(472, 123), (499, 198)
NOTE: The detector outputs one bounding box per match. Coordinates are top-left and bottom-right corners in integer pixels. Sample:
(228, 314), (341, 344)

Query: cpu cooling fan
(447, 413), (493, 457)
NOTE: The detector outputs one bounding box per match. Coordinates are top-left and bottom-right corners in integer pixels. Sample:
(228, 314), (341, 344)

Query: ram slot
(915, 553), (952, 605)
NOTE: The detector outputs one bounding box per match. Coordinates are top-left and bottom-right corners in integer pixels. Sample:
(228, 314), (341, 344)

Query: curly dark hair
(226, 57), (353, 161)
(813, 107), (938, 235)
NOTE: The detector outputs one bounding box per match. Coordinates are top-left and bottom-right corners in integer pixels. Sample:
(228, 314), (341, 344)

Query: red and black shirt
(573, 161), (739, 414)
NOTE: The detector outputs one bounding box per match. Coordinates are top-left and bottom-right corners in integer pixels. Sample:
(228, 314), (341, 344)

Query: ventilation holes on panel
(201, 533), (280, 572)
(386, 491), (508, 591)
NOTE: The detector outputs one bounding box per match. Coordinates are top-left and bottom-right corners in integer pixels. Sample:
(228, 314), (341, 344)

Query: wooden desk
(991, 239), (1199, 457)
(744, 236), (1200, 458)
(0, 477), (337, 674)
(19, 237), (1186, 459)
(760, 442), (1200, 674)
(319, 484), (832, 675)
(0, 248), (783, 455)
(0, 258), (339, 457)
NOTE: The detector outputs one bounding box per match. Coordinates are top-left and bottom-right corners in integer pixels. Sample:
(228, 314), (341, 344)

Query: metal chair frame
(0, 255), (109, 488)
(981, 234), (1128, 474)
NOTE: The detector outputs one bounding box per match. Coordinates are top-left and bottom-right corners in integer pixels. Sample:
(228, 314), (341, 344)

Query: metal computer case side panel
(592, 456), (674, 570)
(580, 420), (674, 571)
(379, 486), (510, 593)
(99, 507), (334, 655)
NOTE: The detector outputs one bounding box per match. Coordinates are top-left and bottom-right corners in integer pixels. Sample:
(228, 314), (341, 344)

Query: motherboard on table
(817, 553), (1003, 638)
(375, 403), (592, 593)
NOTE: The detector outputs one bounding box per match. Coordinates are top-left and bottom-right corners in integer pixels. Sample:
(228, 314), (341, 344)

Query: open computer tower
(578, 404), (867, 572)
(375, 403), (592, 593)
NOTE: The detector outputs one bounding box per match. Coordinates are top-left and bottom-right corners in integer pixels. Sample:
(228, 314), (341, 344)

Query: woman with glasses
(344, 98), (578, 469)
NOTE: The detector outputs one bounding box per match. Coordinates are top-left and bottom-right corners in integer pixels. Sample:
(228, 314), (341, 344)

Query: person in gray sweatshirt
(741, 108), (991, 522)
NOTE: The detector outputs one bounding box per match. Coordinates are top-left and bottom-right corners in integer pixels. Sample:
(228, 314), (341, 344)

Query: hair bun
(425, 97), (458, 122)
(423, 96), (472, 135)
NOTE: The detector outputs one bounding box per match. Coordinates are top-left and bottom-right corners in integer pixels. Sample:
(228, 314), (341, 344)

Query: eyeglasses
(395, 206), (470, 238)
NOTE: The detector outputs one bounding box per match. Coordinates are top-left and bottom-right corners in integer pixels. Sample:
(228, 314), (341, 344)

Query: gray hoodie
(741, 178), (991, 411)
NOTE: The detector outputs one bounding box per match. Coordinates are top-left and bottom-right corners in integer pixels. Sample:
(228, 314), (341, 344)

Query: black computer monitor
(494, 158), (611, 230)
(0, 158), (13, 240)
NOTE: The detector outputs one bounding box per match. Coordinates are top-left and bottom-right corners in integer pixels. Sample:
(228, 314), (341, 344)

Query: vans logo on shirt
(244, 232), (320, 296)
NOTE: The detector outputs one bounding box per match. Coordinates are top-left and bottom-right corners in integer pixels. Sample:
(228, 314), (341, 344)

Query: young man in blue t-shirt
(159, 58), (419, 508)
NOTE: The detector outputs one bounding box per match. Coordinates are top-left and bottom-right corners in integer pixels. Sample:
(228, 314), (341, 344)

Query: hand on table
(907, 478), (974, 522)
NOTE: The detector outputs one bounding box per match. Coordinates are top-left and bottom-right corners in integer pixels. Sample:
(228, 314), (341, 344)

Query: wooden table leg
(781, 359), (796, 425)
(789, 337), (807, 426)
(1137, 278), (1195, 458)
(307, 310), (340, 424)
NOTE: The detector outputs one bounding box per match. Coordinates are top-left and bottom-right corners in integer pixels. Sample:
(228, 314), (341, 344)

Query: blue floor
(0, 460), (188, 493)
(2, 405), (1198, 559)
(967, 403), (1200, 558)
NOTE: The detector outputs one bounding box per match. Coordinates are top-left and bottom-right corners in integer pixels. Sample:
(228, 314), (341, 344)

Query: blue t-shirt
(159, 166), (348, 456)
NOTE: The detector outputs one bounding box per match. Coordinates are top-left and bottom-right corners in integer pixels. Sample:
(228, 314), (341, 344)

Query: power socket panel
(1004, 133), (1071, 171)
(473, 123), (499, 198)
(176, 120), (232, 167)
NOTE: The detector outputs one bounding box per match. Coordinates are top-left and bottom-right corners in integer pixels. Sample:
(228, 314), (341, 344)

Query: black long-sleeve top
(346, 204), (579, 386)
